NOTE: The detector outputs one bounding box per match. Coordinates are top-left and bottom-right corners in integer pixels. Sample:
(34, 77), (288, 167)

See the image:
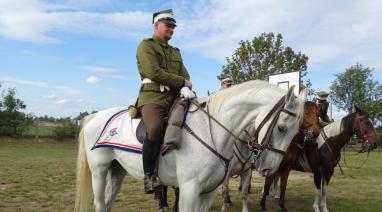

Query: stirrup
(144, 174), (154, 194)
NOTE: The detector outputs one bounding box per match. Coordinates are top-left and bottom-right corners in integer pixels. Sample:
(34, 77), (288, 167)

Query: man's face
(155, 21), (175, 42)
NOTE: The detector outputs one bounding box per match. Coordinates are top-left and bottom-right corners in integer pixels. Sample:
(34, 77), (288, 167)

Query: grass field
(22, 126), (56, 137)
(0, 140), (381, 212)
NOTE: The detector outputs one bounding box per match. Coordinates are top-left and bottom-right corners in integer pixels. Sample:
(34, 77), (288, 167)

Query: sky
(0, 0), (381, 119)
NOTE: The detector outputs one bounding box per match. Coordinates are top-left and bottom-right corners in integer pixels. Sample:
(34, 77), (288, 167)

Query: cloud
(86, 75), (101, 84)
(55, 86), (80, 94)
(81, 65), (132, 81)
(43, 94), (56, 99)
(81, 65), (117, 74)
(0, 76), (48, 87)
(77, 98), (96, 104)
(0, 0), (151, 43)
(174, 0), (382, 70)
(1, 0), (382, 71)
(104, 74), (131, 80)
(55, 99), (68, 106)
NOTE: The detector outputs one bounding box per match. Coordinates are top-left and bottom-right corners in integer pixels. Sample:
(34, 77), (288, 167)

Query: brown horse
(260, 105), (379, 212)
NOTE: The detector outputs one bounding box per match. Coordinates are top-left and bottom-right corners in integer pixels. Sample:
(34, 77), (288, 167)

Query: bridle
(248, 96), (297, 156)
(352, 115), (369, 142)
(185, 95), (299, 162)
(182, 95), (299, 193)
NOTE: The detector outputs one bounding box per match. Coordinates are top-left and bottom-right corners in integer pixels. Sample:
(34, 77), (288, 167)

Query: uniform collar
(152, 35), (169, 47)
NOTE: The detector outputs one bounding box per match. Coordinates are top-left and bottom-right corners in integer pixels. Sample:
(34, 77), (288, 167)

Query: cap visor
(160, 20), (176, 26)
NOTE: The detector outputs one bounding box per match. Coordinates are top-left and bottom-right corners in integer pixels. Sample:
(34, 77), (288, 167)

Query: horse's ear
(285, 85), (296, 103)
(354, 105), (366, 114)
(299, 88), (308, 101)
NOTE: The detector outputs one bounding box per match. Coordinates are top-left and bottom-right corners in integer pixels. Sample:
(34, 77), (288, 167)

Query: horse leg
(278, 168), (291, 211)
(260, 175), (273, 211)
(239, 170), (251, 212)
(105, 161), (126, 212)
(221, 174), (232, 212)
(200, 189), (218, 212)
(156, 186), (169, 212)
(272, 173), (280, 199)
(312, 172), (322, 212)
(179, 180), (201, 212)
(173, 187), (179, 212)
(247, 173), (253, 193)
(91, 165), (109, 212)
(321, 172), (332, 212)
(320, 179), (329, 212)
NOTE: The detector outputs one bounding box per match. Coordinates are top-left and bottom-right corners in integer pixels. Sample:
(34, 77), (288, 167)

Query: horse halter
(249, 96), (298, 156)
(353, 114), (369, 142)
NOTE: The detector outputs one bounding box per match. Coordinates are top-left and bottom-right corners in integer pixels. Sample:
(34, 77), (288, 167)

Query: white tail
(74, 115), (95, 212)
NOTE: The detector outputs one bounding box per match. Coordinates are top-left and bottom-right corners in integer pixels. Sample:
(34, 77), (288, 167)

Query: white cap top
(154, 13), (174, 24)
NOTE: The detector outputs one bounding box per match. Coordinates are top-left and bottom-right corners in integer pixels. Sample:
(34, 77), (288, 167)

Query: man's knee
(146, 121), (165, 141)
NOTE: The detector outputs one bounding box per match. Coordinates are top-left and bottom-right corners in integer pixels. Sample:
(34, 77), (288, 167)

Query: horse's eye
(278, 125), (287, 133)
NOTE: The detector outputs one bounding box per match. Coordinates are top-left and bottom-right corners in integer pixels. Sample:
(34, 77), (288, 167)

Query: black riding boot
(143, 138), (161, 194)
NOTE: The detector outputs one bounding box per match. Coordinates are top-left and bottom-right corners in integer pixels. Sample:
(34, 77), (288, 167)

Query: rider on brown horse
(313, 91), (332, 127)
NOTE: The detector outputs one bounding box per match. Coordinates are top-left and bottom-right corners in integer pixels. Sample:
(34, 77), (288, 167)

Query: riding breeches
(141, 104), (168, 141)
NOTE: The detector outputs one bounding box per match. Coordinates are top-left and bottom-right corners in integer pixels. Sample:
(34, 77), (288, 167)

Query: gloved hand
(180, 87), (196, 100)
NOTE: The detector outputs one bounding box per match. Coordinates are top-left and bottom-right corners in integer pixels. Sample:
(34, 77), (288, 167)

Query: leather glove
(180, 87), (196, 100)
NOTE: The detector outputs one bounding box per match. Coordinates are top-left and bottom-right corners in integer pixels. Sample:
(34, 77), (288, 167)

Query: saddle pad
(91, 109), (143, 154)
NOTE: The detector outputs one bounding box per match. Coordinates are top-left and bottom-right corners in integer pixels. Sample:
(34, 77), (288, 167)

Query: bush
(0, 111), (33, 136)
(53, 119), (79, 141)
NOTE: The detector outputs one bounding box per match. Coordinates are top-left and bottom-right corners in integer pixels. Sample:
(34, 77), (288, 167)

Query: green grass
(22, 126), (56, 137)
(0, 140), (381, 211)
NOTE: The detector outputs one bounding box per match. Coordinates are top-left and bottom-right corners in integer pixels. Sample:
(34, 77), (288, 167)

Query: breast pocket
(169, 55), (182, 74)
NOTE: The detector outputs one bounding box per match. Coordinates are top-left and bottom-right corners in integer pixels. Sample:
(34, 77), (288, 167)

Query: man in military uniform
(136, 9), (195, 194)
(220, 77), (233, 90)
(313, 91), (332, 127)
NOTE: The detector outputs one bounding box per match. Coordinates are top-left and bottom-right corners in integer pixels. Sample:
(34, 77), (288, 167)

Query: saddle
(135, 99), (190, 144)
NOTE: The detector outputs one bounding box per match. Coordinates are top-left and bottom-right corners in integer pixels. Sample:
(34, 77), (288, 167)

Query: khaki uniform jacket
(136, 35), (190, 108)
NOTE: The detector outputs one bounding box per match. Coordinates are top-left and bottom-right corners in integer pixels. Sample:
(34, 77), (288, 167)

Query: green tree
(219, 32), (310, 87)
(330, 63), (382, 124)
(0, 87), (31, 135)
(2, 88), (26, 112)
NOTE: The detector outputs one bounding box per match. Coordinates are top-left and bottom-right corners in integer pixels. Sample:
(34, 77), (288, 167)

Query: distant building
(73, 112), (89, 126)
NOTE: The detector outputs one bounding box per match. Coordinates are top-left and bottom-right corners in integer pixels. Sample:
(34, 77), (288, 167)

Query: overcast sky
(0, 0), (381, 118)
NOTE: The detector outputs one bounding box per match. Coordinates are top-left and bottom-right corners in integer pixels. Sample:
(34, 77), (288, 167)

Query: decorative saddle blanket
(91, 108), (144, 154)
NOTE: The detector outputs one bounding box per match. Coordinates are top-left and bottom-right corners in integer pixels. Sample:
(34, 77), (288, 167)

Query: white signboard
(269, 71), (300, 96)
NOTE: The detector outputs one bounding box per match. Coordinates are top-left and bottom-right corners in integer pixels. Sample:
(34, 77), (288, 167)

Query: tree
(53, 118), (79, 141)
(219, 32), (310, 87)
(330, 63), (382, 124)
(0, 87), (31, 135)
(2, 88), (26, 112)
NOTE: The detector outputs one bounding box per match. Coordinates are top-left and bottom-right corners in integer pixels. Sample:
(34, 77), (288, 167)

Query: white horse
(75, 80), (305, 212)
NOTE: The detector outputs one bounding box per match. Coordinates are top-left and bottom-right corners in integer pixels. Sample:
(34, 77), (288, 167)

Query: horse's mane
(207, 80), (276, 111)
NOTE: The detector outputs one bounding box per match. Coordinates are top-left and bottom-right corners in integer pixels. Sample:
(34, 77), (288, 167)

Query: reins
(182, 95), (297, 193)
